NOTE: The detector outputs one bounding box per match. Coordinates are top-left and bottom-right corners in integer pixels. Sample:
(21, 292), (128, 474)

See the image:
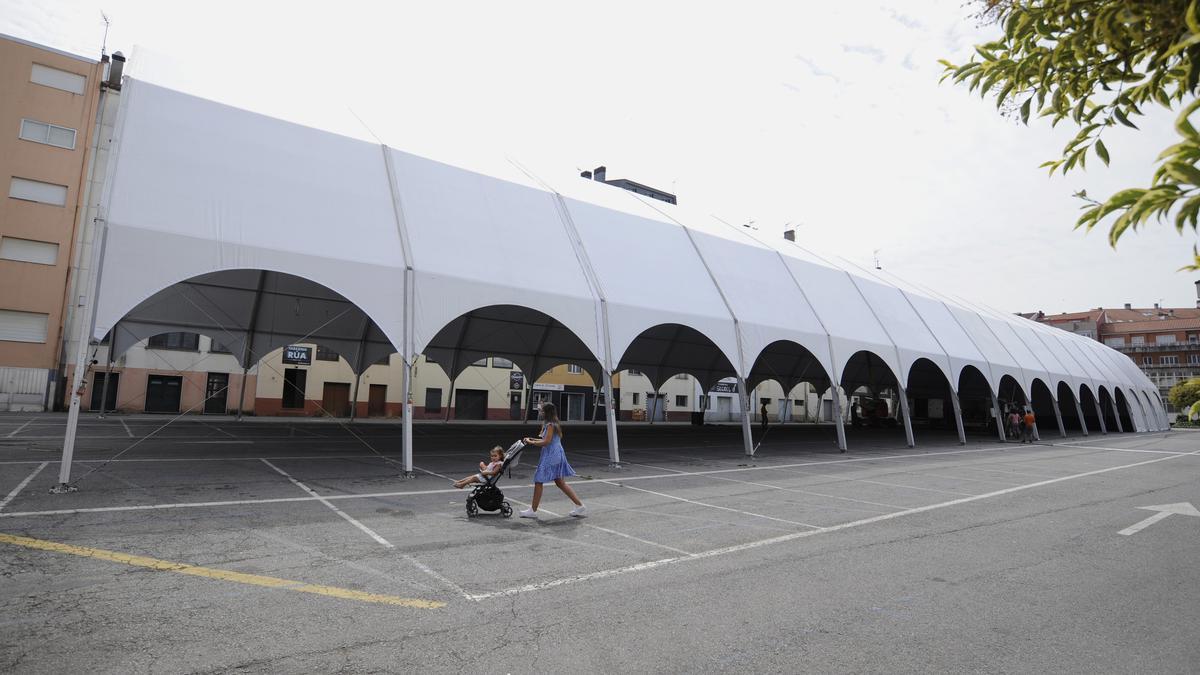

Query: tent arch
(102, 269), (400, 374)
(746, 339), (833, 395)
(997, 374), (1028, 408)
(617, 322), (738, 391)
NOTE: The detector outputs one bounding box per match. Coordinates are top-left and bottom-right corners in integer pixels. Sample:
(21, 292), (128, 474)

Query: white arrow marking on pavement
(1118, 502), (1200, 536)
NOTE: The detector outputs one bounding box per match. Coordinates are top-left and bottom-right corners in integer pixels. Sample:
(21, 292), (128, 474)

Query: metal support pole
(349, 371), (362, 422)
(897, 385), (915, 448)
(737, 377), (754, 456)
(1094, 399), (1108, 434)
(1074, 399), (1089, 436)
(648, 388), (658, 425)
(444, 377), (455, 423)
(97, 355), (113, 419)
(604, 374), (620, 467)
(236, 366), (250, 421)
(831, 386), (847, 453)
(949, 390), (966, 445)
(401, 358), (414, 476)
(1111, 402), (1125, 433)
(1052, 398), (1067, 438)
(991, 392), (1006, 442)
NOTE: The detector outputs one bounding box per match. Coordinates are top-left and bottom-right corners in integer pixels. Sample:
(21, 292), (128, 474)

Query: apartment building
(0, 35), (106, 411)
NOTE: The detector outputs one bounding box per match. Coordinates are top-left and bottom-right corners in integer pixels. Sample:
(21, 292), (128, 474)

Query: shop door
(716, 395), (732, 421)
(822, 399), (833, 422)
(89, 372), (119, 412)
(204, 373), (229, 414)
(646, 393), (665, 421)
(509, 392), (522, 420)
(145, 375), (182, 413)
(322, 382), (351, 417)
(454, 389), (488, 420)
(561, 392), (585, 421)
(368, 384), (387, 417)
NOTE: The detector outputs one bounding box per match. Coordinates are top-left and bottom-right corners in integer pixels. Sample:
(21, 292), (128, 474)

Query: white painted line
(779, 468), (979, 497)
(119, 419), (133, 438)
(1117, 511), (1174, 536)
(596, 479), (822, 530)
(1051, 442), (1186, 455)
(180, 440), (255, 445)
(703, 474), (902, 514)
(0, 462), (47, 511)
(5, 419), (34, 438)
(396, 548), (473, 600)
(468, 449), (1200, 601)
(259, 459), (394, 549)
(1118, 502), (1200, 536)
(508, 498), (692, 556)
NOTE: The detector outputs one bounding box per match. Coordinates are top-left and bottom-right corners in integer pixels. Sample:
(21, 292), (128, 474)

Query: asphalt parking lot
(1, 414), (1198, 673)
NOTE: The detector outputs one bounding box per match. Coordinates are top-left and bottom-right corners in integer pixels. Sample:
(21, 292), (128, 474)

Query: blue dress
(533, 423), (576, 483)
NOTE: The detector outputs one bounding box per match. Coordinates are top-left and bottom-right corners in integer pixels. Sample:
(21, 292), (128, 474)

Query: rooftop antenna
(100, 11), (110, 57)
(873, 248), (882, 270)
(743, 219), (757, 230)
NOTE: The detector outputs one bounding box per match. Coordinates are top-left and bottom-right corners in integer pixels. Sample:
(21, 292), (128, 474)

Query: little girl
(453, 446), (505, 489)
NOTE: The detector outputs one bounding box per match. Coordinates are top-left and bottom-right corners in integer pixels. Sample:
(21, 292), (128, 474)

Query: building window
(567, 364), (582, 374)
(492, 357), (513, 368)
(794, 399), (805, 407)
(209, 338), (234, 354)
(424, 388), (442, 412)
(315, 345), (339, 362)
(627, 369), (642, 376)
(632, 392), (640, 405)
(1161, 356), (1180, 365)
(675, 373), (689, 380)
(675, 395), (687, 407)
(1189, 354), (1200, 365)
(147, 332), (199, 351)
(0, 236), (58, 265)
(1156, 335), (1177, 346)
(760, 398), (772, 406)
(19, 119), (77, 150)
(472, 358), (488, 367)
(1131, 336), (1146, 346)
(0, 309), (49, 343)
(30, 63), (86, 94)
(1142, 356), (1152, 365)
(9, 177), (68, 206)
(1104, 337), (1125, 347)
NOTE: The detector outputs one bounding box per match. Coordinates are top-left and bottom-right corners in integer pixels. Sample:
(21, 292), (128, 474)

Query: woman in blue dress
(519, 402), (587, 519)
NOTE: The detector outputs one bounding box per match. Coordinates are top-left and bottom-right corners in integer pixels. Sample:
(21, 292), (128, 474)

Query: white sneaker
(518, 508), (538, 519)
(569, 505), (588, 518)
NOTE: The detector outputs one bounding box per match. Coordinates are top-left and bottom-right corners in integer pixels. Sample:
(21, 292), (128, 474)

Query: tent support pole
(1094, 399), (1108, 434)
(897, 385), (915, 448)
(236, 366), (249, 420)
(590, 387), (600, 424)
(737, 377), (754, 456)
(1111, 402), (1125, 433)
(1074, 399), (1089, 436)
(349, 371), (362, 422)
(604, 374), (620, 467)
(97, 355), (113, 419)
(831, 386), (847, 452)
(444, 378), (455, 423)
(991, 392), (1006, 442)
(1052, 398), (1067, 438)
(401, 358), (414, 476)
(950, 389), (966, 445)
(648, 388), (657, 425)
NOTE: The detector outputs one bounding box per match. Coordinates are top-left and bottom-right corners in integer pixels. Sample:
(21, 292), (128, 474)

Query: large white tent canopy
(56, 77), (1164, 485)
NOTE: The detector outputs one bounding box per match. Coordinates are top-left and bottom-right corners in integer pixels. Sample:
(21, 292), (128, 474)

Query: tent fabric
(90, 77), (1161, 425)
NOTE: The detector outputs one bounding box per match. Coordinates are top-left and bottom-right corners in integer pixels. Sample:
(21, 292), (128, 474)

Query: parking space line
(1049, 442), (1188, 455)
(507, 498), (693, 556)
(0, 462), (47, 511)
(5, 419), (34, 438)
(259, 459), (395, 548)
(119, 419), (134, 438)
(596, 479), (822, 530)
(0, 532), (444, 608)
(467, 448), (1200, 601)
(704, 474), (903, 513)
(777, 468), (979, 497)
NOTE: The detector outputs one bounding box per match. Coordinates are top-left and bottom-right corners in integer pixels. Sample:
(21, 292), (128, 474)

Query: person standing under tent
(519, 402), (587, 519)
(760, 401), (769, 433)
(1022, 408), (1036, 444)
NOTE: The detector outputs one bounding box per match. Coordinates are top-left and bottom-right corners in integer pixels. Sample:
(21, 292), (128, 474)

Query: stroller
(466, 440), (526, 518)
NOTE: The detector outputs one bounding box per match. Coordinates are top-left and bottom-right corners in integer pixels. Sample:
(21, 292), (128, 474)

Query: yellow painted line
(0, 533), (445, 609)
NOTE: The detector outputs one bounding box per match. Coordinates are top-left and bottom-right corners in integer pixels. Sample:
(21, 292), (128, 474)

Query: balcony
(1113, 342), (1200, 353)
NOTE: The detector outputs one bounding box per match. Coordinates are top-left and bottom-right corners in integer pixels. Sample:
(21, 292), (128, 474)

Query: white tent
(56, 77), (1163, 486)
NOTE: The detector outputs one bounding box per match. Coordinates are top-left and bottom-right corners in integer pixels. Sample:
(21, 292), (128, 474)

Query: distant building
(1028, 284), (1200, 418)
(580, 165), (676, 205)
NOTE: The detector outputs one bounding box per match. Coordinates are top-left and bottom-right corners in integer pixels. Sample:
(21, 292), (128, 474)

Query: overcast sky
(5, 0), (1198, 313)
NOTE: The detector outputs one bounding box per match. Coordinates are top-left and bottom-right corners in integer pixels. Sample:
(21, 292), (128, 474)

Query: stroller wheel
(500, 501), (513, 518)
(466, 497), (478, 518)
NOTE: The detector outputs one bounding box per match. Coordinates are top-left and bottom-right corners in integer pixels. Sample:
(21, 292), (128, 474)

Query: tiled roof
(1103, 318), (1200, 334)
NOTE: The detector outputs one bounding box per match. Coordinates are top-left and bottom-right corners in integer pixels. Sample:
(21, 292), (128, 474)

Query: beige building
(0, 35), (107, 411)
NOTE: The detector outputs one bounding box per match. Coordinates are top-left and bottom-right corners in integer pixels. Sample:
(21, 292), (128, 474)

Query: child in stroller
(463, 440), (525, 518)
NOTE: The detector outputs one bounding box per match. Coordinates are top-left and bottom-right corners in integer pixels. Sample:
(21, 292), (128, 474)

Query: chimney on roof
(593, 166), (607, 182)
(105, 51), (125, 90)
(1124, 303), (1132, 310)
(580, 170), (592, 179)
(784, 229), (796, 242)
(1154, 302), (1160, 309)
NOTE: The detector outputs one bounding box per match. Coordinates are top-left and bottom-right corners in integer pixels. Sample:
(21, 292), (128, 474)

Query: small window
(1156, 335), (1177, 346)
(567, 364), (582, 374)
(9, 177), (68, 206)
(147, 332), (200, 351)
(0, 237), (58, 265)
(209, 339), (234, 354)
(30, 63), (86, 94)
(674, 373), (689, 380)
(424, 388), (442, 412)
(1142, 356), (1152, 365)
(19, 119), (77, 149)
(1189, 354), (1199, 365)
(472, 358), (488, 367)
(632, 392), (640, 405)
(1188, 334), (1198, 344)
(627, 369), (642, 376)
(675, 394), (687, 407)
(492, 357), (513, 368)
(315, 345), (339, 362)
(0, 309), (49, 343)
(1104, 337), (1125, 347)
(760, 398), (771, 406)
(1131, 336), (1146, 346)
(1161, 355), (1180, 365)
(794, 399), (804, 407)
